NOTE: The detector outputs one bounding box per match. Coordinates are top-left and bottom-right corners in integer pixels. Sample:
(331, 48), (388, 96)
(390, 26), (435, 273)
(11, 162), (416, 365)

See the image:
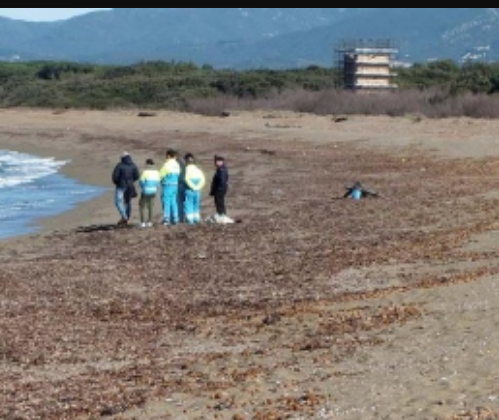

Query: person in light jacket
(183, 153), (206, 224)
(159, 149), (181, 225)
(138, 158), (161, 227)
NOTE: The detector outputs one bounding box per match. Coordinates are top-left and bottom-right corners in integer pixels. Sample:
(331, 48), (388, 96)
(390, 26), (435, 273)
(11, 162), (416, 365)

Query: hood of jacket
(121, 155), (133, 165)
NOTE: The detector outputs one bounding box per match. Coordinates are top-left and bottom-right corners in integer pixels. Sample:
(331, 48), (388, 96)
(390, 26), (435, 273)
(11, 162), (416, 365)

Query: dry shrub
(187, 87), (499, 119)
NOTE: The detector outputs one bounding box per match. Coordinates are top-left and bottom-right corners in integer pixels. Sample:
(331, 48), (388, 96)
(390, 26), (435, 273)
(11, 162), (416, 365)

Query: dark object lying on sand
(343, 181), (379, 199)
(137, 111), (157, 117)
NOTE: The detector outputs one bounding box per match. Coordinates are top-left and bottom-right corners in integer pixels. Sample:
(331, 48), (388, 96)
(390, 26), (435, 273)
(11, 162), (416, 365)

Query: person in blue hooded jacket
(112, 151), (140, 225)
(138, 158), (161, 227)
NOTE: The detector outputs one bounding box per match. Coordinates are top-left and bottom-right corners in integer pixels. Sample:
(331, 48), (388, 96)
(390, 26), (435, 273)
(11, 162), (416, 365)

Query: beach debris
(137, 111), (157, 117)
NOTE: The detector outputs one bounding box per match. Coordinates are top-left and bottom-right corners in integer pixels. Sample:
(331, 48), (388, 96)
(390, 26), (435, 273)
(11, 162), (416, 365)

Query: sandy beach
(2, 108), (499, 419)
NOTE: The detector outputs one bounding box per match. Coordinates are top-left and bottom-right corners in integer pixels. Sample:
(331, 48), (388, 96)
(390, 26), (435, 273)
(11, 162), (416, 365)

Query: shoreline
(0, 132), (115, 238)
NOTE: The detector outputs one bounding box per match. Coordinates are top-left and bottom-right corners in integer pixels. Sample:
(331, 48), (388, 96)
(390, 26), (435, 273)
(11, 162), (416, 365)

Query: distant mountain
(0, 8), (498, 69)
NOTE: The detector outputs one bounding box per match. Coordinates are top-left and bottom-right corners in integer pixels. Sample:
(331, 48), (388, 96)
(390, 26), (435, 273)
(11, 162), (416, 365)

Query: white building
(337, 40), (398, 91)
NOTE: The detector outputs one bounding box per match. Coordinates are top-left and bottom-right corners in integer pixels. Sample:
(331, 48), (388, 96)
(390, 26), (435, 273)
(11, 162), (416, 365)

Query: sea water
(0, 150), (108, 240)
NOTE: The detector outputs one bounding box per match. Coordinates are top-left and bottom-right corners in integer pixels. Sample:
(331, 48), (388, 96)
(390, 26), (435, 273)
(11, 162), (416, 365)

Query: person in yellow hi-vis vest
(159, 149), (181, 225)
(183, 153), (206, 224)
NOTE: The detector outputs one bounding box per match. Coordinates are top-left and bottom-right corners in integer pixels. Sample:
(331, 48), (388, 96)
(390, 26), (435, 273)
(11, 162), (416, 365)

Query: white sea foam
(0, 150), (68, 188)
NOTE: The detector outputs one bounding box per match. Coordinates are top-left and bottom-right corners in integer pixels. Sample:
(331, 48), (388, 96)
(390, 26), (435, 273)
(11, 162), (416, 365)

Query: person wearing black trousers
(210, 155), (229, 217)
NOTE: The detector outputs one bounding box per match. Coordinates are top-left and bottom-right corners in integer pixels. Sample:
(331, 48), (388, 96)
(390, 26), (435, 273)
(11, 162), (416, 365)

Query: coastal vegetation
(1, 59), (499, 118)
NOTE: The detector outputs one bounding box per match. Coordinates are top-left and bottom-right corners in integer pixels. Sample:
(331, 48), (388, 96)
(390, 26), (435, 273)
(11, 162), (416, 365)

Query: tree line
(0, 59), (498, 118)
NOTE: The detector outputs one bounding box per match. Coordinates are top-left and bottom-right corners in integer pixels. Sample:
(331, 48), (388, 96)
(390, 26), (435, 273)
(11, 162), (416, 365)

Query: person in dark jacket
(210, 155), (229, 217)
(112, 151), (140, 225)
(176, 153), (186, 223)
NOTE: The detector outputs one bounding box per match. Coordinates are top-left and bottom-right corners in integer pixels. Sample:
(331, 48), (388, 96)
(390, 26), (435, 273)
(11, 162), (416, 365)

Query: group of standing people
(111, 149), (229, 227)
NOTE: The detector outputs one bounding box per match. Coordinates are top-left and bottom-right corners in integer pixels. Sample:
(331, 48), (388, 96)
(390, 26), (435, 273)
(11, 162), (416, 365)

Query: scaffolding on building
(335, 39), (399, 91)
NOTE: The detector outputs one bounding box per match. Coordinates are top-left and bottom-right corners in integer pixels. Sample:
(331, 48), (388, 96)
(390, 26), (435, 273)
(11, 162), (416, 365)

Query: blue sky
(0, 8), (111, 22)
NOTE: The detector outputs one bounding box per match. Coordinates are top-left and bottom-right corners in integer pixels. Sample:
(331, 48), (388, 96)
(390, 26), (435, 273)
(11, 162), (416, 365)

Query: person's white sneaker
(140, 222), (147, 228)
(146, 222), (153, 227)
(221, 215), (235, 224)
